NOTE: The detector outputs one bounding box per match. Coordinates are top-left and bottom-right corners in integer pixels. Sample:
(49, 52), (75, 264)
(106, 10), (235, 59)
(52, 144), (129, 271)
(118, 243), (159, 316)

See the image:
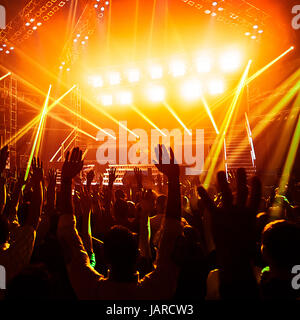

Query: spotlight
(218, 7), (224, 11)
(101, 7), (105, 11)
(66, 68), (70, 72)
(77, 34), (81, 38)
(127, 69), (140, 82)
(37, 22), (42, 26)
(94, 4), (98, 8)
(88, 75), (103, 88)
(219, 49), (242, 72)
(105, 1), (109, 4)
(170, 59), (186, 77)
(32, 26), (37, 30)
(251, 35), (256, 39)
(81, 41), (86, 45)
(108, 72), (121, 85)
(212, 2), (218, 6)
(2, 44), (6, 47)
(30, 18), (35, 23)
(59, 66), (63, 70)
(101, 94), (113, 106)
(149, 65), (163, 79)
(118, 91), (133, 105)
(62, 62), (65, 65)
(211, 12), (217, 16)
(253, 25), (258, 29)
(245, 32), (250, 36)
(258, 30), (263, 34)
(25, 22), (30, 26)
(147, 85), (165, 102)
(196, 53), (212, 73)
(0, 48), (3, 51)
(208, 79), (225, 95)
(204, 9), (211, 14)
(5, 50), (10, 54)
(181, 79), (202, 101)
(85, 36), (89, 40)
(74, 38), (78, 42)
(10, 47), (14, 50)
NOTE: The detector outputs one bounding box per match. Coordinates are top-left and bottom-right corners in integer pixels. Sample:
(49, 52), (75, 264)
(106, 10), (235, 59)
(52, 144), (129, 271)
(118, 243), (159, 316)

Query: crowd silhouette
(0, 144), (299, 300)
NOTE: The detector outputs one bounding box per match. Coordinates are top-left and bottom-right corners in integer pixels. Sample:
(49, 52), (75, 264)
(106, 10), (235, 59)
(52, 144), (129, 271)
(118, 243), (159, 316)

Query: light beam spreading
(204, 60), (252, 187)
(57, 103), (116, 139)
(200, 94), (219, 134)
(246, 46), (294, 85)
(163, 102), (192, 136)
(50, 128), (76, 162)
(278, 113), (300, 195)
(130, 104), (167, 137)
(3, 85), (76, 147)
(0, 72), (11, 82)
(188, 46), (295, 128)
(24, 85), (52, 182)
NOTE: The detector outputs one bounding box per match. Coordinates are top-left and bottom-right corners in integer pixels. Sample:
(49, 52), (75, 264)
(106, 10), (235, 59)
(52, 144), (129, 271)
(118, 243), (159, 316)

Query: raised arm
(197, 168), (262, 299)
(57, 148), (102, 299)
(0, 146), (9, 215)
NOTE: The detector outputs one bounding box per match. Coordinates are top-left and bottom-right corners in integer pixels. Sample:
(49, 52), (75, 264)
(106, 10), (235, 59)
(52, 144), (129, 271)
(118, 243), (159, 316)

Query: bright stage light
(181, 79), (202, 101)
(196, 53), (212, 73)
(108, 72), (121, 85)
(208, 78), (225, 95)
(170, 59), (186, 77)
(127, 69), (140, 82)
(149, 65), (163, 79)
(219, 49), (242, 72)
(88, 75), (103, 88)
(101, 94), (113, 106)
(147, 85), (165, 102)
(118, 91), (133, 105)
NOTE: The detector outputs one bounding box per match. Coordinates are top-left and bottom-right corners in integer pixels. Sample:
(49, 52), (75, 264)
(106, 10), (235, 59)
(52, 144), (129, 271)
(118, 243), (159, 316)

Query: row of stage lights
(182, 1), (264, 40)
(1, 18), (43, 56)
(86, 49), (243, 89)
(94, 78), (226, 107)
(59, 0), (110, 71)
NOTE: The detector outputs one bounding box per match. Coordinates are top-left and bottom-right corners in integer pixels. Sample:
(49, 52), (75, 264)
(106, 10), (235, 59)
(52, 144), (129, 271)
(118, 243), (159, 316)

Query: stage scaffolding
(0, 75), (17, 169)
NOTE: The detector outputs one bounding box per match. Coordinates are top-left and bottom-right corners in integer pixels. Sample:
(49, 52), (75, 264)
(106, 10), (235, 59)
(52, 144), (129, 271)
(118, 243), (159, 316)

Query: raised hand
(108, 167), (117, 188)
(61, 147), (83, 182)
(48, 168), (57, 187)
(0, 145), (9, 174)
(134, 167), (143, 189)
(31, 157), (44, 184)
(197, 168), (261, 266)
(154, 144), (179, 180)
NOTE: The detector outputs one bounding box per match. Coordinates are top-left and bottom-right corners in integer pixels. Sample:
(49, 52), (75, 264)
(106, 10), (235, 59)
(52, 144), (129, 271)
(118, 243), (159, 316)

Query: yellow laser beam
(3, 85), (76, 147)
(24, 85), (52, 182)
(278, 113), (300, 195)
(0, 72), (11, 82)
(204, 60), (252, 186)
(163, 102), (192, 136)
(200, 94), (219, 134)
(188, 46), (295, 128)
(130, 104), (167, 136)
